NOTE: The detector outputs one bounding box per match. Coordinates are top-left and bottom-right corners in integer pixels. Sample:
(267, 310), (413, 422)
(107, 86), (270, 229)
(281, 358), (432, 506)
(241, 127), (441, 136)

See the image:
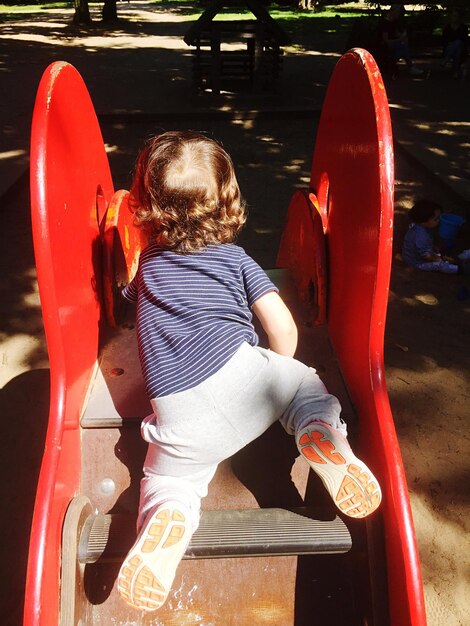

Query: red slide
(25, 52), (426, 626)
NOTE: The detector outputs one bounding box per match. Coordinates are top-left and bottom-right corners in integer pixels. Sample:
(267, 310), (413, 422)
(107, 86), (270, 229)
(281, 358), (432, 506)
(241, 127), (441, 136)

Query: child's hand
(113, 283), (133, 327)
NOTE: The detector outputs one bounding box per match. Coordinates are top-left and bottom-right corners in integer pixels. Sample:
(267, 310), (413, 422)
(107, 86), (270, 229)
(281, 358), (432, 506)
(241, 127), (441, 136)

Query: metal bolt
(99, 478), (116, 495)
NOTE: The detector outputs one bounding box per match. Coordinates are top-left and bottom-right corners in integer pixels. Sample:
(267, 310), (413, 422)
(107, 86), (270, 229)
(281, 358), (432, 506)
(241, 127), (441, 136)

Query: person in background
(441, 8), (468, 78)
(376, 4), (424, 77)
(402, 200), (460, 273)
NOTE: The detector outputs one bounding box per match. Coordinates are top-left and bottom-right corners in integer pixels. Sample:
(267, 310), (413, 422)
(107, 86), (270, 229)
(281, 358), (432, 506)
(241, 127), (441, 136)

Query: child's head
(409, 200), (442, 228)
(130, 131), (246, 253)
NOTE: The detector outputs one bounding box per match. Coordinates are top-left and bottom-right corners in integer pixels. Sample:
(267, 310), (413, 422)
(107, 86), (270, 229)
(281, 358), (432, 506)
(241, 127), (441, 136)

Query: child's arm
(414, 228), (441, 262)
(252, 291), (298, 357)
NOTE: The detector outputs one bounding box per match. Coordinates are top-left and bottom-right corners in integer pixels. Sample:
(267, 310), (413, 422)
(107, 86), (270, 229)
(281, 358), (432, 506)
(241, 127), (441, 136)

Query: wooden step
(77, 507), (351, 564)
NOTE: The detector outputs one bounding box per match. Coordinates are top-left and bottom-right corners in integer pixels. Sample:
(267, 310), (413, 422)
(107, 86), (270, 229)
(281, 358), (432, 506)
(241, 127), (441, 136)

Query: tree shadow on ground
(0, 369), (50, 626)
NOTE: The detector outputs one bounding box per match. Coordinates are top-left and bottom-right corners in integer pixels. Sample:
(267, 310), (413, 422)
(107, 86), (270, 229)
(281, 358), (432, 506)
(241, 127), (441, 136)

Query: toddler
(402, 200), (460, 273)
(117, 131), (382, 612)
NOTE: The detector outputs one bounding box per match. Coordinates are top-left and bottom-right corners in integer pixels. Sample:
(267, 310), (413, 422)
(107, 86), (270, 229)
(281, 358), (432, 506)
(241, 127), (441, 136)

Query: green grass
(207, 3), (373, 40)
(208, 5), (372, 20)
(271, 8), (371, 20)
(0, 2), (72, 11)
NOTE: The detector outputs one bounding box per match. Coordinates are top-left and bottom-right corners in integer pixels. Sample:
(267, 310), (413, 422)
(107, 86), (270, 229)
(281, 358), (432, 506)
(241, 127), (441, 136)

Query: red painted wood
(103, 190), (145, 327)
(25, 61), (114, 626)
(276, 190), (327, 325)
(309, 49), (426, 626)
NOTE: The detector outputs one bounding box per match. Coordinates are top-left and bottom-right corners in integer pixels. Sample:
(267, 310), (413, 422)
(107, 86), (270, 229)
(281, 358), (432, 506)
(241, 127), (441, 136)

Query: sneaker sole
(117, 506), (190, 611)
(298, 424), (382, 518)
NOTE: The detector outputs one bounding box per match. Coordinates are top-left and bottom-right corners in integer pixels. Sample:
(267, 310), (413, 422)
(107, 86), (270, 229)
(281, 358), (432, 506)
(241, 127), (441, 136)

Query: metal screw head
(99, 478), (116, 495)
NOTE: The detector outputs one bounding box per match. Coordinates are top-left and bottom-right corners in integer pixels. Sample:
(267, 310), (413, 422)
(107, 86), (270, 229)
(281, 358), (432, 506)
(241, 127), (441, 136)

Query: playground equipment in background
(24, 50), (426, 625)
(184, 0), (289, 94)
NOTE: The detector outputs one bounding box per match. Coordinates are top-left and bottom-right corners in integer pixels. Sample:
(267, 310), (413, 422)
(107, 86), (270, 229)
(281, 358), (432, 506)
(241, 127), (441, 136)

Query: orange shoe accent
(299, 441), (326, 464)
(118, 555), (143, 603)
(130, 566), (166, 610)
(163, 510), (187, 548)
(298, 430), (346, 464)
(297, 423), (382, 519)
(314, 431), (346, 464)
(142, 509), (187, 552)
(335, 465), (381, 518)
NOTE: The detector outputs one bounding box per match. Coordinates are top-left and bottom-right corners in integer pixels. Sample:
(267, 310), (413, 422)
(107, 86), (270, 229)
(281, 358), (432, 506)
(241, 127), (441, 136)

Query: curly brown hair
(129, 131), (247, 253)
(408, 199), (442, 224)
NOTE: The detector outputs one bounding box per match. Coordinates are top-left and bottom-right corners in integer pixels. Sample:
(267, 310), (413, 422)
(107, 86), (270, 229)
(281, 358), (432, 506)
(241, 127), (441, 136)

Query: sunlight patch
(427, 147), (446, 157)
(0, 149), (27, 161)
(0, 31), (189, 51)
(414, 293), (439, 306)
(443, 121), (470, 128)
(415, 122), (432, 131)
(0, 334), (47, 388)
(436, 129), (457, 136)
(231, 119), (254, 130)
(389, 103), (410, 110)
(104, 144), (119, 154)
(285, 47), (341, 58)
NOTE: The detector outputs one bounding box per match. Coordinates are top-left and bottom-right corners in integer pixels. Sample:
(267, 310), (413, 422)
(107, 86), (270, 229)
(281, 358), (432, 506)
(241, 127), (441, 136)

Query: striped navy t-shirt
(122, 243), (278, 398)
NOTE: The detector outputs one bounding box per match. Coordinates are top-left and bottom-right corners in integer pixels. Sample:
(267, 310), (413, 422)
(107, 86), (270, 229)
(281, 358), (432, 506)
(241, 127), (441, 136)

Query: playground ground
(0, 2), (469, 625)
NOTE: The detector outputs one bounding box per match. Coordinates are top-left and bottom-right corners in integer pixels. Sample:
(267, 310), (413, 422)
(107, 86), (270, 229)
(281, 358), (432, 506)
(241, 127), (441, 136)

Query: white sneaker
(458, 249), (470, 261)
(117, 502), (191, 611)
(297, 422), (382, 518)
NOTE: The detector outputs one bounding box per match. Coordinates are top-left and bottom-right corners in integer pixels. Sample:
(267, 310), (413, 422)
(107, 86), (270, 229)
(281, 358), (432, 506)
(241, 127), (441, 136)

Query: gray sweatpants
(138, 342), (345, 531)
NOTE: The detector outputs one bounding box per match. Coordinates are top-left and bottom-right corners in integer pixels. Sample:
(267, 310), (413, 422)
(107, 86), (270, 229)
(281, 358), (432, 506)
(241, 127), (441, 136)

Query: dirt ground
(386, 165), (470, 626)
(0, 3), (469, 625)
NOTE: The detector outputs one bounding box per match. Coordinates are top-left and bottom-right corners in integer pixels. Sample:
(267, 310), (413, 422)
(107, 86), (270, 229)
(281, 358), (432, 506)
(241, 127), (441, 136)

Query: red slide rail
(278, 49), (426, 626)
(25, 62), (114, 625)
(313, 49), (426, 626)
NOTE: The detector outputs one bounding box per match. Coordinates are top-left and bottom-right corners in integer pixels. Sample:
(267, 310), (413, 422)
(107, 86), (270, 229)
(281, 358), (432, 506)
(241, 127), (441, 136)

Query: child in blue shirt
(117, 131), (382, 612)
(402, 200), (459, 273)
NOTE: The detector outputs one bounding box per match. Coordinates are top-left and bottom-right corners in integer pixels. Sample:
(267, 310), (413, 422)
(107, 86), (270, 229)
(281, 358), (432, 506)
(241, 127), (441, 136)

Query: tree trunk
(73, 0), (91, 24)
(102, 0), (118, 22)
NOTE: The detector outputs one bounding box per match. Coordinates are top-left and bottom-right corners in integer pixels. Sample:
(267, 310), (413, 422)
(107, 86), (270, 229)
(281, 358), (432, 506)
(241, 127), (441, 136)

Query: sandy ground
(0, 3), (469, 625)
